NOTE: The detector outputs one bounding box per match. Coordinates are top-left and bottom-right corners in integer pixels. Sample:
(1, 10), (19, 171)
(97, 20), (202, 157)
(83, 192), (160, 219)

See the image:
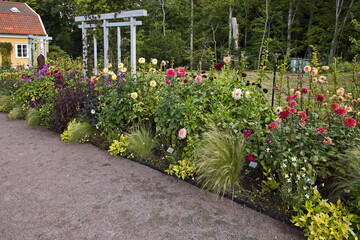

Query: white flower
(120, 67), (127, 73)
(274, 106), (282, 114)
(91, 109), (96, 114)
(150, 80), (157, 87)
(302, 174), (306, 178)
(266, 148), (270, 153)
(151, 58), (158, 65)
(305, 194), (310, 199)
(292, 162), (297, 167)
(291, 156), (297, 162)
(304, 186), (308, 190)
(130, 92), (138, 99)
(284, 174), (289, 178)
(304, 159), (307, 163)
(111, 74), (117, 80)
(245, 91), (251, 98)
(282, 163), (287, 168)
(232, 88), (243, 99)
(138, 57), (146, 64)
(301, 167), (306, 171)
(118, 63), (124, 69)
(287, 179), (291, 183)
(297, 175), (301, 180)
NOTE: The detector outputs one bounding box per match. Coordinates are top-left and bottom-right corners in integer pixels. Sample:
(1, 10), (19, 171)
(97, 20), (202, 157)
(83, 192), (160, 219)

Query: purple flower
(43, 65), (50, 69)
(244, 130), (252, 138)
(89, 82), (95, 87)
(265, 138), (273, 143)
(32, 70), (37, 73)
(40, 68), (48, 74)
(165, 80), (172, 85)
(13, 83), (18, 87)
(39, 99), (45, 105)
(105, 81), (111, 85)
(26, 79), (32, 82)
(30, 102), (36, 108)
(19, 78), (24, 82)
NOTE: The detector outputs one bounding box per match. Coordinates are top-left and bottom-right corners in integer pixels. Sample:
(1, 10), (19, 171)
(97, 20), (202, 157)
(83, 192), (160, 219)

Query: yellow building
(0, 1), (51, 67)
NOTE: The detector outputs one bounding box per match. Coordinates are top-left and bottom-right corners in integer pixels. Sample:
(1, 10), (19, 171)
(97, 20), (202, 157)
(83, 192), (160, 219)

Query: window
(10, 7), (20, 13)
(16, 44), (28, 58)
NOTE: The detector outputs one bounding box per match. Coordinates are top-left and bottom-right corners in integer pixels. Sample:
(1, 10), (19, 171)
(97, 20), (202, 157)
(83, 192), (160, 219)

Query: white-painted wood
(130, 17), (136, 74)
(103, 20), (109, 69)
(75, 10), (147, 22)
(81, 21), (88, 76)
(78, 21), (142, 29)
(93, 30), (98, 75)
(117, 27), (121, 69)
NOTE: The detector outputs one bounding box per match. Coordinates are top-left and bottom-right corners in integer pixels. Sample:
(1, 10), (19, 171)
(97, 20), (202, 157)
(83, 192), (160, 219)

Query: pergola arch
(75, 10), (147, 76)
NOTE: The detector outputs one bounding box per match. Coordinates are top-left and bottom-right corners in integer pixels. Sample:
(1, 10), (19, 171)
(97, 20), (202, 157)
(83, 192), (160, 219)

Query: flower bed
(1, 59), (360, 239)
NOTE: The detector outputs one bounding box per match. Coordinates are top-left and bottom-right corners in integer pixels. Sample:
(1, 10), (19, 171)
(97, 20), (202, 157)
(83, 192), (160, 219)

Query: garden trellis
(75, 10), (147, 76)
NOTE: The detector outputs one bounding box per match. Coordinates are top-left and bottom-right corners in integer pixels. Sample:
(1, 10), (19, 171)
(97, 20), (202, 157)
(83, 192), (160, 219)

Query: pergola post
(117, 27), (121, 69)
(81, 21), (88, 76)
(130, 17), (136, 74)
(103, 19), (109, 69)
(93, 29), (98, 75)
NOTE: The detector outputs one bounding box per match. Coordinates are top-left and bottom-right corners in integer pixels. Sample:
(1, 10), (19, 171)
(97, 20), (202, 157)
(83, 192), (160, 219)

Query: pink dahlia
(288, 100), (298, 107)
(298, 111), (307, 120)
(176, 67), (186, 78)
(278, 111), (289, 120)
(330, 103), (340, 111)
(316, 128), (327, 134)
(178, 128), (187, 139)
(299, 120), (306, 124)
(335, 108), (347, 117)
(323, 137), (332, 145)
(285, 96), (293, 102)
(314, 94), (326, 102)
(166, 68), (176, 78)
(195, 76), (202, 83)
(344, 118), (357, 128)
(266, 122), (279, 131)
(300, 88), (309, 94)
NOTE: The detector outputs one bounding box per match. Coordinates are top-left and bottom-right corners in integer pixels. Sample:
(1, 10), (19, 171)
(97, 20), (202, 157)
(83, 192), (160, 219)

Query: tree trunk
(286, 0), (293, 56)
(306, 0), (316, 58)
(258, 0), (269, 69)
(211, 24), (218, 62)
(190, 0), (194, 69)
(243, 1), (248, 49)
(161, 0), (166, 36)
(228, 0), (233, 53)
(329, 0), (355, 63)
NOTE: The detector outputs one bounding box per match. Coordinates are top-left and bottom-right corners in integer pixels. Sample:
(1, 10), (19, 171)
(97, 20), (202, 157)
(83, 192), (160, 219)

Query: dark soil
(0, 113), (305, 240)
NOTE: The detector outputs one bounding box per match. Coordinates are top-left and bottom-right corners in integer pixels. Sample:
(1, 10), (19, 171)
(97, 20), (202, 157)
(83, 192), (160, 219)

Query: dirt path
(0, 113), (305, 240)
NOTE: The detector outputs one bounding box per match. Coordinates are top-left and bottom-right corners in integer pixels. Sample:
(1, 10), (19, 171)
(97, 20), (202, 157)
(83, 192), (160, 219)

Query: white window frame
(15, 44), (29, 58)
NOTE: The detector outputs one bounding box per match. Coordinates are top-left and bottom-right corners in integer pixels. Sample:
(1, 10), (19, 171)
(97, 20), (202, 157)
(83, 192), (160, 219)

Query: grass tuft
(195, 125), (246, 196)
(26, 108), (42, 127)
(8, 106), (26, 120)
(0, 95), (15, 113)
(128, 127), (157, 161)
(67, 121), (95, 143)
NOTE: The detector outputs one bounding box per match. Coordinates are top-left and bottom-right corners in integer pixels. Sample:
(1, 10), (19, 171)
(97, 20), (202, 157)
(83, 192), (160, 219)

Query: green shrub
(165, 158), (195, 180)
(194, 125), (246, 196)
(108, 134), (129, 157)
(0, 95), (15, 112)
(128, 127), (157, 161)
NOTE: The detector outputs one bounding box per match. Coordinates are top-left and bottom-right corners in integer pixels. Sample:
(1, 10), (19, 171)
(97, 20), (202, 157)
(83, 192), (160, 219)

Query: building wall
(0, 36), (49, 67)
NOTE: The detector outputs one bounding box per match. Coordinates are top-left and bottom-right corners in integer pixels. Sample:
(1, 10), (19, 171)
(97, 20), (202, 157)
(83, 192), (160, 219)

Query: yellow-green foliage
(26, 108), (42, 127)
(8, 106), (26, 120)
(108, 135), (129, 157)
(165, 158), (195, 180)
(60, 129), (70, 142)
(292, 189), (358, 240)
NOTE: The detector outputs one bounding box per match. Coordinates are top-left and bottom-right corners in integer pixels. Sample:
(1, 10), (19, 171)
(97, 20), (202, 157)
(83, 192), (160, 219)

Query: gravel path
(0, 113), (305, 240)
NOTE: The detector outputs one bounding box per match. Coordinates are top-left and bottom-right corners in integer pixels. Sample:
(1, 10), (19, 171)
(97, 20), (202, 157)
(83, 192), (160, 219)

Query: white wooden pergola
(75, 10), (147, 76)
(28, 35), (52, 66)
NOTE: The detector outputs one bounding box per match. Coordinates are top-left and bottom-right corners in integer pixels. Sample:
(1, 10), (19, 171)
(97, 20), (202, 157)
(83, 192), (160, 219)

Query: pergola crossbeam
(74, 10), (147, 22)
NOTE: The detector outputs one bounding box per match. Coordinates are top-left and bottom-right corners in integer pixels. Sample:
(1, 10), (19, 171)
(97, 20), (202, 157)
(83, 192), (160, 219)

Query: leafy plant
(292, 189), (359, 240)
(0, 95), (15, 112)
(165, 158), (195, 180)
(61, 119), (95, 143)
(194, 125), (246, 196)
(127, 127), (157, 161)
(108, 134), (129, 157)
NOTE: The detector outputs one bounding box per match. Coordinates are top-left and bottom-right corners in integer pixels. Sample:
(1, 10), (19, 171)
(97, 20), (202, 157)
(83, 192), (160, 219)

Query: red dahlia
(316, 128), (327, 134)
(298, 111), (307, 120)
(331, 103), (340, 111)
(266, 122), (279, 131)
(314, 94), (326, 102)
(335, 108), (347, 117)
(344, 118), (357, 128)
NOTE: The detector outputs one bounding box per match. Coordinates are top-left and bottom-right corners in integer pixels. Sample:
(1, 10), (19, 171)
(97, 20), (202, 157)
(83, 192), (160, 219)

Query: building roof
(0, 1), (47, 36)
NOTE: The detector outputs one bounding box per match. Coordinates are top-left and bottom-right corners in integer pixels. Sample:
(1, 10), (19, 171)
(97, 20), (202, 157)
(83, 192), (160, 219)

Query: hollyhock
(288, 100), (298, 107)
(331, 103), (340, 111)
(298, 111), (307, 120)
(266, 122), (279, 131)
(215, 62), (224, 71)
(316, 128), (327, 134)
(314, 94), (325, 102)
(246, 154), (256, 162)
(178, 128), (187, 139)
(166, 68), (176, 77)
(177, 67), (186, 78)
(335, 108), (347, 117)
(344, 118), (357, 128)
(244, 130), (252, 138)
(300, 88), (309, 94)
